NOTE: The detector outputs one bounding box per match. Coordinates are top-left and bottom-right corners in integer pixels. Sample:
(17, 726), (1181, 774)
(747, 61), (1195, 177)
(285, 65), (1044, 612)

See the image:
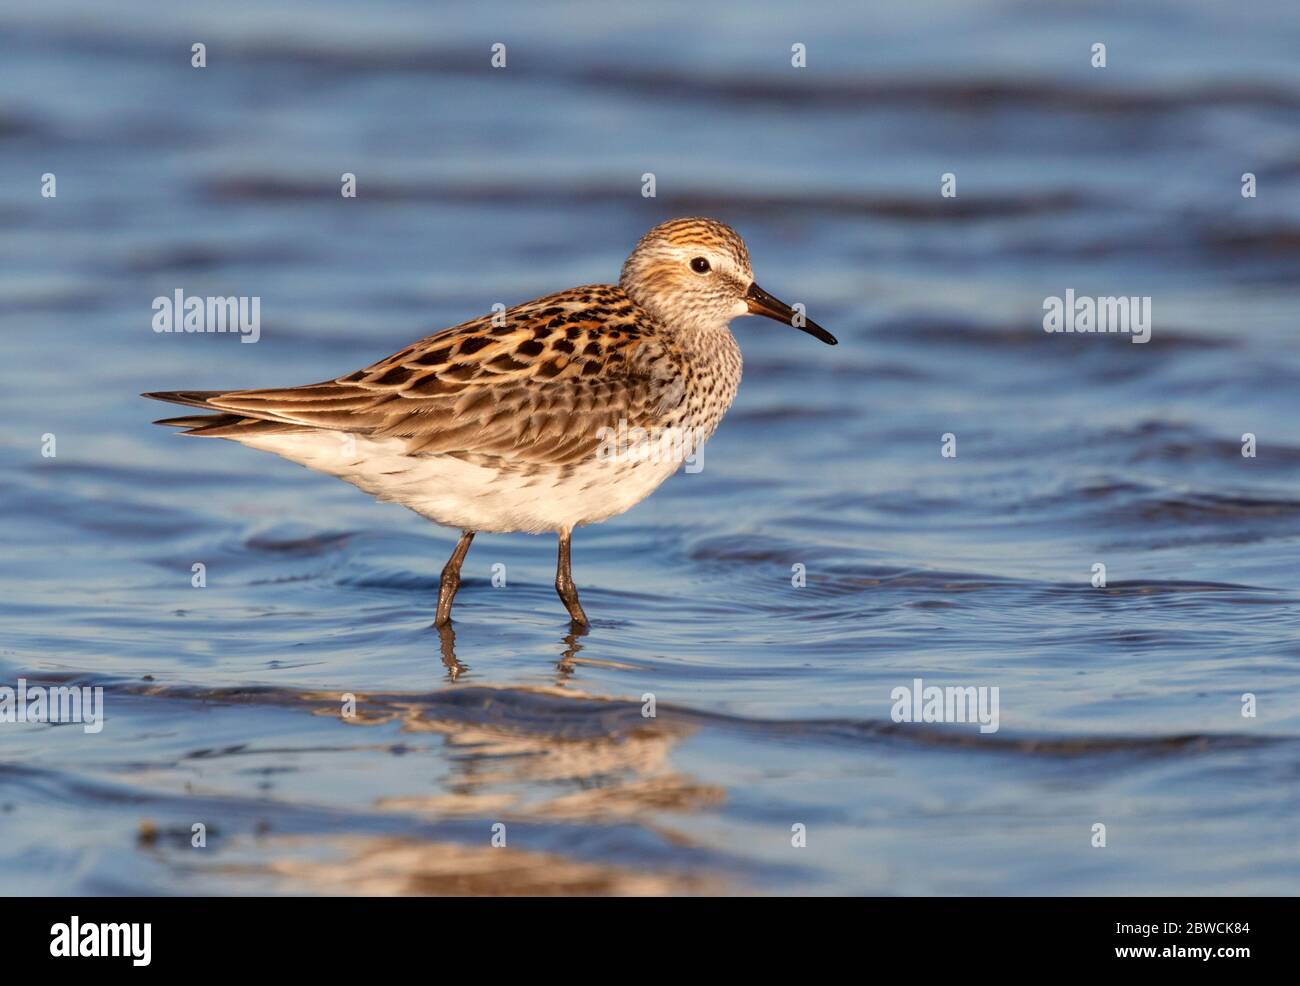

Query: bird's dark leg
(434, 531), (475, 627)
(555, 528), (589, 627)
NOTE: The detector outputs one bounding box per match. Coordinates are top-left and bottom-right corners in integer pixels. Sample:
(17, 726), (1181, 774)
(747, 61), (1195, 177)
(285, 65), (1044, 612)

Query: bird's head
(619, 217), (837, 345)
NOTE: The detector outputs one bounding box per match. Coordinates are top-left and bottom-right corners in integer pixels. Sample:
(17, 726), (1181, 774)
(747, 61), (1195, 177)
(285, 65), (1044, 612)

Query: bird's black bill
(745, 283), (838, 345)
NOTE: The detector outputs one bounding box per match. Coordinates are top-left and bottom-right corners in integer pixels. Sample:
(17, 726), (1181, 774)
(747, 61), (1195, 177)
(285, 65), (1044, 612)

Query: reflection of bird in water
(219, 835), (725, 896)
(435, 621), (595, 681)
(436, 623), (465, 679)
(127, 678), (731, 896)
(333, 684), (724, 824)
(556, 630), (584, 678)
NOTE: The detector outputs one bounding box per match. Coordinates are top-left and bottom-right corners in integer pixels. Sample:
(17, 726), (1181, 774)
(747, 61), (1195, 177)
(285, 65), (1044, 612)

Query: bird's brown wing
(144, 285), (681, 465)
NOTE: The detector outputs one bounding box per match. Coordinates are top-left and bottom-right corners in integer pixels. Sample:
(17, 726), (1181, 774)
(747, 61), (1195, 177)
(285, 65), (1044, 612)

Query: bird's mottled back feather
(149, 285), (687, 466)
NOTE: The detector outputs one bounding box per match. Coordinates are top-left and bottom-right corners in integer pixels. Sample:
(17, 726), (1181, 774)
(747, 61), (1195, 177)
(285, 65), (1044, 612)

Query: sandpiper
(144, 218), (836, 626)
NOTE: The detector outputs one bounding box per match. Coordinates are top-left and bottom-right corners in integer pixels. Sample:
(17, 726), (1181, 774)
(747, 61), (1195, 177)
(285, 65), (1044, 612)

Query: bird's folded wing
(151, 288), (679, 466)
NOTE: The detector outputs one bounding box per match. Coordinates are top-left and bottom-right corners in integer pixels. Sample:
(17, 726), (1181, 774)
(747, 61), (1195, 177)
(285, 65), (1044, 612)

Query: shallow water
(2, 0), (1299, 895)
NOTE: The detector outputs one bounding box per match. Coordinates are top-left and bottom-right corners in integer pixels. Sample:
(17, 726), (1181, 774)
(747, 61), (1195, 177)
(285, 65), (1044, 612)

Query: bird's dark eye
(689, 257), (711, 274)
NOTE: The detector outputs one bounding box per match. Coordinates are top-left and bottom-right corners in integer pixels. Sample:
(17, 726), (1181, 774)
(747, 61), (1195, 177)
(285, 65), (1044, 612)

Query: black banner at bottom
(0, 896), (1285, 972)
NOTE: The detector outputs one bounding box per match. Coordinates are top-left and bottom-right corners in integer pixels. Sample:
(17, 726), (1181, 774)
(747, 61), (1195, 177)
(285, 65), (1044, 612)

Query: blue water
(2, 0), (1299, 894)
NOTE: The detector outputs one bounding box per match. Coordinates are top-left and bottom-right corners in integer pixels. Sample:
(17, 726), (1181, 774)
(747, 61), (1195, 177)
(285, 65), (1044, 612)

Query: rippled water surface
(2, 0), (1300, 895)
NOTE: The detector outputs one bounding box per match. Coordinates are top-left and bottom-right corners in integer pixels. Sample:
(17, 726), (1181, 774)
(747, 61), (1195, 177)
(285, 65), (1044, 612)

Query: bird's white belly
(233, 430), (683, 534)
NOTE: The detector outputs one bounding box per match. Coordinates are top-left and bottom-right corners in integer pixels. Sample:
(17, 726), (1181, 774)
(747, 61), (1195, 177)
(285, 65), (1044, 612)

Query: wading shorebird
(144, 218), (836, 627)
